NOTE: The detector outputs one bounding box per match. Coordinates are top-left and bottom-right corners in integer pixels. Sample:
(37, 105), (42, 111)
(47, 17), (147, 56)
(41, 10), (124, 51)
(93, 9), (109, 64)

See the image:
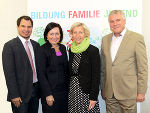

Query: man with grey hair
(101, 10), (148, 113)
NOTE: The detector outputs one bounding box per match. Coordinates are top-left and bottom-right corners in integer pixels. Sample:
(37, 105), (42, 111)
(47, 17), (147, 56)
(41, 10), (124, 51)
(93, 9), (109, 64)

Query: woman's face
(72, 26), (85, 45)
(47, 27), (60, 45)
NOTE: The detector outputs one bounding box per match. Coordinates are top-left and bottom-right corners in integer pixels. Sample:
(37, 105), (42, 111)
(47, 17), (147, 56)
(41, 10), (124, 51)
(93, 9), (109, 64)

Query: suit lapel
(113, 30), (129, 63)
(16, 37), (31, 65)
(107, 34), (113, 64)
(16, 37), (29, 58)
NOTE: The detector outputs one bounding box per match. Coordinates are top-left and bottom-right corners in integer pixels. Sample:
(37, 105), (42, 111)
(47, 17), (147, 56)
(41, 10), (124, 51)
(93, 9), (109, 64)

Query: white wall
(141, 0), (150, 112)
(0, 0), (149, 113)
(0, 0), (27, 113)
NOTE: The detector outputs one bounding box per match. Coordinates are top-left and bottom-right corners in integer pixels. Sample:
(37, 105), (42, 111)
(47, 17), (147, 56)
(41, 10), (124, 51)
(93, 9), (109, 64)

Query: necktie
(25, 41), (36, 82)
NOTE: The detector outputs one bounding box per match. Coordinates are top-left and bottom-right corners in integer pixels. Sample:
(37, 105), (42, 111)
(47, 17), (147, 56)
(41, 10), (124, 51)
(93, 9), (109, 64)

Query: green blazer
(101, 29), (148, 100)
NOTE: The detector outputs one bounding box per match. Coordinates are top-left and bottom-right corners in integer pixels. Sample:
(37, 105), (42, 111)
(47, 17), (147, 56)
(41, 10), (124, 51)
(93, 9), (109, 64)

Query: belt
(33, 82), (38, 87)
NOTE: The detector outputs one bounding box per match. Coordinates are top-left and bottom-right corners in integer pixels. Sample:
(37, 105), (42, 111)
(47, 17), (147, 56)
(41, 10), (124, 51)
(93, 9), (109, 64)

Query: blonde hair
(109, 10), (126, 20)
(70, 22), (90, 38)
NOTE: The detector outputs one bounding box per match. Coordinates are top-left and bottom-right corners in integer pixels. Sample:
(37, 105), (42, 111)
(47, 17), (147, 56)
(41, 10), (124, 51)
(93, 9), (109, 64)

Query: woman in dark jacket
(39, 22), (68, 113)
(68, 22), (101, 113)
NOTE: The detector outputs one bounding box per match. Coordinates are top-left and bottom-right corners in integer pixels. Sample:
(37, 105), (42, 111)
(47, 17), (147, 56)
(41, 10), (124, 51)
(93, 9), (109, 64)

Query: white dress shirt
(18, 36), (38, 83)
(111, 28), (126, 62)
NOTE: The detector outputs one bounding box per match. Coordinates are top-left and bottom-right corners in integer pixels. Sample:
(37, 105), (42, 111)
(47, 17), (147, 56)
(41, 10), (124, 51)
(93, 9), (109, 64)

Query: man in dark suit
(2, 16), (43, 113)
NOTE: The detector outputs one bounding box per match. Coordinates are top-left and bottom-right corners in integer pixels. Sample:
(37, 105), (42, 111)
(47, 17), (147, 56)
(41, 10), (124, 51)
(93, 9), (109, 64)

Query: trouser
(11, 82), (39, 113)
(105, 95), (137, 113)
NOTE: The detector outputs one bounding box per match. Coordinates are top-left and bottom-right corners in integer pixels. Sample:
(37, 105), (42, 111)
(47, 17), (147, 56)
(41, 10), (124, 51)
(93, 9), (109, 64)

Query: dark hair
(17, 16), (33, 27)
(44, 22), (63, 43)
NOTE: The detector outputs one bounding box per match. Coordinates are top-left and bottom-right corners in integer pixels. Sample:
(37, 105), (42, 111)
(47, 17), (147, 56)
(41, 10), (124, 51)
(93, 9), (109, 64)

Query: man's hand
(46, 95), (55, 106)
(11, 97), (22, 108)
(136, 94), (145, 102)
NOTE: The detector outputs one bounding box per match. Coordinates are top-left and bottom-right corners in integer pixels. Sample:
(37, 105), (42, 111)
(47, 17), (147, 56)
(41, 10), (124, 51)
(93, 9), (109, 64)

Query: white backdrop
(27, 0), (142, 113)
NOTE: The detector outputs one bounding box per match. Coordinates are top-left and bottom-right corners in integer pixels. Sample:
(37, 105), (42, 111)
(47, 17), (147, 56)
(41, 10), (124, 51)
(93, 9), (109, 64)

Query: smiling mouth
(76, 39), (81, 41)
(75, 37), (82, 40)
(23, 32), (30, 35)
(51, 38), (59, 40)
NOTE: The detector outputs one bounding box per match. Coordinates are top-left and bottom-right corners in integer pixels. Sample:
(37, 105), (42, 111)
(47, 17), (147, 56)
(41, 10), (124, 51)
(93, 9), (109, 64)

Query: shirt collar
(18, 35), (31, 44)
(113, 27), (127, 38)
(120, 27), (126, 37)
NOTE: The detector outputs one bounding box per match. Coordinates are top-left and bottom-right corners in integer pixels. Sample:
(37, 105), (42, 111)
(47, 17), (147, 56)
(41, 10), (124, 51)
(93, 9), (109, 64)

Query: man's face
(17, 19), (33, 39)
(109, 14), (126, 36)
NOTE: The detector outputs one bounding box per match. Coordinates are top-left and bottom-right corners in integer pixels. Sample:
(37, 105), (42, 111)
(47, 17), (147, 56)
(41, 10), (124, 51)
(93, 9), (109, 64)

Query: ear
(124, 18), (126, 24)
(17, 26), (19, 32)
(71, 36), (74, 40)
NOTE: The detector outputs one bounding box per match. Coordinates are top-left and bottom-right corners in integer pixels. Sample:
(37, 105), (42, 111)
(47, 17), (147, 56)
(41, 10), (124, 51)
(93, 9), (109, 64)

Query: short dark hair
(17, 16), (33, 27)
(44, 22), (63, 43)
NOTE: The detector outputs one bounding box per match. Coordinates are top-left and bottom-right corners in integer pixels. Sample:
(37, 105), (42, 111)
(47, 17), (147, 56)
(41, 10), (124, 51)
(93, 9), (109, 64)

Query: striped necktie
(25, 41), (36, 82)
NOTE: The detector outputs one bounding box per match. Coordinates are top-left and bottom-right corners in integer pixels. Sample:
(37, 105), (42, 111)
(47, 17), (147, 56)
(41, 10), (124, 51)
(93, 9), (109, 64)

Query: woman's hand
(88, 100), (97, 111)
(46, 95), (55, 106)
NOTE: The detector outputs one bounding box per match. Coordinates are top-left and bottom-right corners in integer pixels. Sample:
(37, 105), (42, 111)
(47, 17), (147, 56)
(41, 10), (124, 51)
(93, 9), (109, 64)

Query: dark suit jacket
(39, 42), (69, 97)
(2, 37), (43, 102)
(69, 44), (101, 100)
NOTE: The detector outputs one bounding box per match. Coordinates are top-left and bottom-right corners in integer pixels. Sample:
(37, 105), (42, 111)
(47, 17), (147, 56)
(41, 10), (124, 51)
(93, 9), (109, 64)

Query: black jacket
(69, 44), (101, 100)
(39, 42), (69, 97)
(2, 37), (43, 102)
